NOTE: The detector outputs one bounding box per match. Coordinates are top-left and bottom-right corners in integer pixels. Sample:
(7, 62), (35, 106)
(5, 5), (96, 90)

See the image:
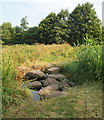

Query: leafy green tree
(68, 2), (102, 45)
(12, 16), (38, 45)
(0, 22), (14, 44)
(57, 9), (70, 43)
(12, 16), (29, 44)
(38, 12), (58, 44)
(12, 26), (23, 44)
(38, 10), (70, 44)
(22, 26), (38, 44)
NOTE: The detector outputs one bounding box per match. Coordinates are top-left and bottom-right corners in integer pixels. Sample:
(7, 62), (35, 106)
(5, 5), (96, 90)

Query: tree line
(0, 2), (103, 45)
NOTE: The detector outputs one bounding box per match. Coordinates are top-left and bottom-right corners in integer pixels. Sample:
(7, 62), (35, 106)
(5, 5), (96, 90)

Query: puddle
(30, 90), (41, 101)
(21, 82), (41, 101)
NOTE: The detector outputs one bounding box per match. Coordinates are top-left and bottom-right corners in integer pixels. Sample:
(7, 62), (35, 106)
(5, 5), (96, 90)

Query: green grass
(3, 81), (102, 118)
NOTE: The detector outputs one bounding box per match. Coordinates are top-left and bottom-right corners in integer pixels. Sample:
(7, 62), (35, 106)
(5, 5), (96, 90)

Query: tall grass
(2, 47), (29, 113)
(3, 44), (76, 65)
(61, 45), (102, 84)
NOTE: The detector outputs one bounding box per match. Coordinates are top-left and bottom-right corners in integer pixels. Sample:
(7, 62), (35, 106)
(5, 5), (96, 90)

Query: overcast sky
(0, 0), (103, 27)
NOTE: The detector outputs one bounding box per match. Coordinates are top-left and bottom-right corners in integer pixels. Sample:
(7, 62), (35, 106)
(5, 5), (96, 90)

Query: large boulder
(43, 78), (59, 87)
(24, 70), (46, 80)
(47, 74), (66, 81)
(28, 81), (42, 90)
(47, 67), (60, 74)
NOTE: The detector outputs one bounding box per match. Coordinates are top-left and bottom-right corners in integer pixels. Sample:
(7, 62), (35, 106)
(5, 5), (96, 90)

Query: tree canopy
(0, 2), (102, 45)
(68, 2), (102, 45)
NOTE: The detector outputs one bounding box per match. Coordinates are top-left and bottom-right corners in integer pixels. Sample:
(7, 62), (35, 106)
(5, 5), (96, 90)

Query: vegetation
(1, 1), (103, 119)
(0, 2), (102, 45)
(68, 2), (102, 45)
(2, 43), (102, 118)
(61, 45), (102, 84)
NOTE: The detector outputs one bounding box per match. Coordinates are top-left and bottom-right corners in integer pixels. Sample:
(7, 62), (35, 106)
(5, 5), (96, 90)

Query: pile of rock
(23, 67), (74, 99)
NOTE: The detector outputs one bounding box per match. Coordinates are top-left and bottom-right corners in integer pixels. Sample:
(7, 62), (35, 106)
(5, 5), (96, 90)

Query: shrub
(61, 45), (102, 84)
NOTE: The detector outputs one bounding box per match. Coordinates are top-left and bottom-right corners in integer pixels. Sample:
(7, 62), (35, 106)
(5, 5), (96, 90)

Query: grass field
(2, 44), (102, 118)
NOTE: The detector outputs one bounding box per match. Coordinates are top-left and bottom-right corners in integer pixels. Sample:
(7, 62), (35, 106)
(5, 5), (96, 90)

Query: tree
(12, 26), (23, 44)
(102, 26), (104, 39)
(22, 26), (38, 44)
(0, 22), (14, 44)
(20, 16), (28, 31)
(38, 9), (70, 44)
(57, 9), (70, 43)
(68, 2), (102, 45)
(38, 12), (58, 44)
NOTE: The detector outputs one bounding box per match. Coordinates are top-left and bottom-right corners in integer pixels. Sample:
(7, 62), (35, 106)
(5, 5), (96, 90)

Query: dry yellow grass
(3, 44), (77, 83)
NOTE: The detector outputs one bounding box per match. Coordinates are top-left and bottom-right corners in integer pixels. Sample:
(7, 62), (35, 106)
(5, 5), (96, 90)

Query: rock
(67, 81), (75, 86)
(46, 91), (67, 98)
(47, 74), (66, 81)
(60, 84), (70, 91)
(24, 70), (46, 80)
(39, 84), (60, 96)
(43, 78), (59, 87)
(39, 86), (53, 96)
(60, 79), (69, 84)
(39, 90), (67, 99)
(28, 81), (42, 90)
(49, 84), (60, 91)
(61, 87), (69, 91)
(60, 79), (70, 91)
(47, 67), (60, 74)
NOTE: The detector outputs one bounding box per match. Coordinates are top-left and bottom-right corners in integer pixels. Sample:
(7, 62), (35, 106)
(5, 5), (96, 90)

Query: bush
(61, 45), (102, 84)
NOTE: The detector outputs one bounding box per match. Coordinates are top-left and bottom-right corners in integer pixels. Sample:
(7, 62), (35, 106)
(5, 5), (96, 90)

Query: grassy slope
(3, 82), (102, 118)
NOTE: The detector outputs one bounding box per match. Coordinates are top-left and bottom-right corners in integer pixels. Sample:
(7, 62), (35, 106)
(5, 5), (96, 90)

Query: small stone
(43, 78), (59, 87)
(39, 84), (60, 96)
(61, 87), (69, 91)
(60, 84), (70, 91)
(60, 79), (69, 84)
(47, 74), (66, 81)
(28, 81), (42, 90)
(48, 84), (60, 91)
(47, 67), (60, 74)
(68, 81), (75, 86)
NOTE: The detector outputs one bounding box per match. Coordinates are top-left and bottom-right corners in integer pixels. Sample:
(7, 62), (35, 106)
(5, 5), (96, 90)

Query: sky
(0, 0), (103, 27)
